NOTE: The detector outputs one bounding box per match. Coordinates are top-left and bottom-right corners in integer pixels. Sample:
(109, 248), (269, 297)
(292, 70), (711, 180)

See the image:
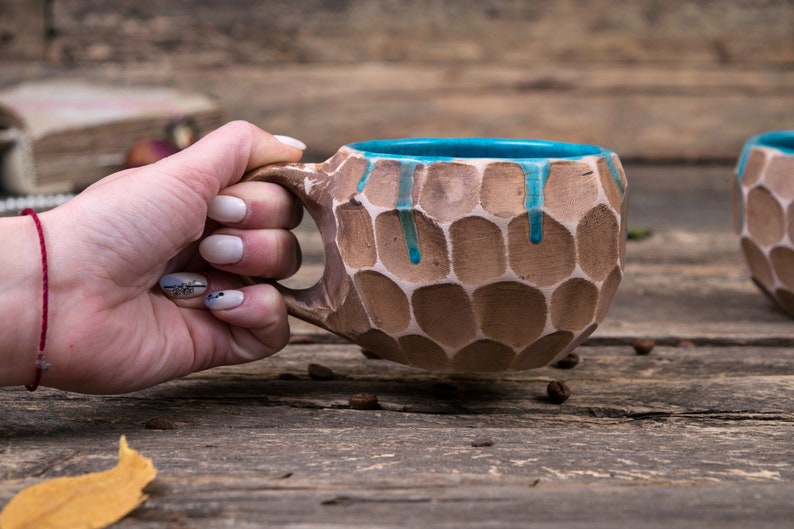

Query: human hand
(22, 121), (306, 393)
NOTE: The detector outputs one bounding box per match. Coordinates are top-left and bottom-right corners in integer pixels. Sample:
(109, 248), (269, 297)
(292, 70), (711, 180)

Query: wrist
(0, 214), (47, 388)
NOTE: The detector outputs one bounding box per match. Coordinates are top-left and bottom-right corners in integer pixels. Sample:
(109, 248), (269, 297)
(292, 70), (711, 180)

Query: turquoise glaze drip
(735, 140), (752, 230)
(602, 151), (628, 238)
(357, 158), (376, 192)
(736, 142), (756, 185)
(396, 161), (421, 264)
(356, 156), (422, 264)
(603, 151), (625, 196)
(735, 137), (762, 230)
(519, 160), (551, 245)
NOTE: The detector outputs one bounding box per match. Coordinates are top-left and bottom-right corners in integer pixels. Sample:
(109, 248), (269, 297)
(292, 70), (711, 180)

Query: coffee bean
(348, 393), (379, 410)
(632, 338), (656, 355)
(308, 363), (335, 380)
(552, 352), (580, 369)
(471, 437), (494, 447)
(145, 416), (177, 430)
(546, 380), (571, 404)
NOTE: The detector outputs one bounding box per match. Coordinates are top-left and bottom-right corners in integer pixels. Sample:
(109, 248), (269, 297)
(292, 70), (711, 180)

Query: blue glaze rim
(737, 130), (794, 180)
(346, 137), (609, 161)
(347, 137), (625, 264)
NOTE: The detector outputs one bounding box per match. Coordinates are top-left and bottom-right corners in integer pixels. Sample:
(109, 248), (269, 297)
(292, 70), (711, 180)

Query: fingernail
(159, 272), (208, 298)
(199, 234), (244, 265)
(208, 195), (247, 223)
(205, 290), (244, 310)
(273, 134), (307, 151)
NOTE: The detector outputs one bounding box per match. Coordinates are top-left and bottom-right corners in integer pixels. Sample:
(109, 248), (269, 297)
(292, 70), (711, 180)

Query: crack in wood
(30, 449), (85, 478)
(626, 411), (794, 422)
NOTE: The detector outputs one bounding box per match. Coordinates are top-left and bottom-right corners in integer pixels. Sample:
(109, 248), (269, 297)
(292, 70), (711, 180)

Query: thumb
(156, 120), (306, 203)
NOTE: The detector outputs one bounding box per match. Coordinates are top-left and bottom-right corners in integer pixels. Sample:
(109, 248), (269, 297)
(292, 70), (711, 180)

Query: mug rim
(345, 137), (611, 161)
(748, 130), (794, 154)
(737, 130), (794, 179)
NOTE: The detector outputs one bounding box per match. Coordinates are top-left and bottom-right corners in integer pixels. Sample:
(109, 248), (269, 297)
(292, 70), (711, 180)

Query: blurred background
(3, 0), (793, 161)
(0, 0), (793, 206)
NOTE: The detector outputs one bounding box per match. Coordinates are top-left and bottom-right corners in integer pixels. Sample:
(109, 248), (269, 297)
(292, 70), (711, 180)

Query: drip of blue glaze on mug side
(519, 160), (551, 245)
(355, 155), (422, 265)
(396, 161), (421, 264)
(603, 151), (626, 196)
(357, 158), (376, 192)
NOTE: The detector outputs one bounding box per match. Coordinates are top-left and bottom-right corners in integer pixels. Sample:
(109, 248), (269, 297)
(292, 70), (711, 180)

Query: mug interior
(347, 138), (605, 160)
(755, 130), (794, 154)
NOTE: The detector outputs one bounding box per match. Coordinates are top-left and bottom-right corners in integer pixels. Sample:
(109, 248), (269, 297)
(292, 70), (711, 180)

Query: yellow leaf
(0, 436), (157, 529)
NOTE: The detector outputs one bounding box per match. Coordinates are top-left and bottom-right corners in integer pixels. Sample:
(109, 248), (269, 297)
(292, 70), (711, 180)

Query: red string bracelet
(20, 208), (50, 391)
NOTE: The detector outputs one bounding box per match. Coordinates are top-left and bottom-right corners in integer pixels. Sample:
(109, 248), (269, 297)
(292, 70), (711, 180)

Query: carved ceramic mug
(734, 130), (794, 316)
(246, 138), (628, 371)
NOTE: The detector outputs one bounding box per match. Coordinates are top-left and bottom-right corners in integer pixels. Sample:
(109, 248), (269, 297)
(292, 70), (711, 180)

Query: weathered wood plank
(4, 63), (791, 162)
(1, 473), (792, 529)
(48, 0), (794, 67)
(2, 341), (793, 527)
(3, 343), (793, 468)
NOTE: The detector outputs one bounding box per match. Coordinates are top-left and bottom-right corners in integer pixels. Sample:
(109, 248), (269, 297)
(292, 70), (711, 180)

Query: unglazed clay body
(735, 131), (794, 317)
(247, 138), (628, 371)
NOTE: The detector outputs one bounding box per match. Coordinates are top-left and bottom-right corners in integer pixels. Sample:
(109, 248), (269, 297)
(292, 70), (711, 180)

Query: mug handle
(243, 162), (340, 330)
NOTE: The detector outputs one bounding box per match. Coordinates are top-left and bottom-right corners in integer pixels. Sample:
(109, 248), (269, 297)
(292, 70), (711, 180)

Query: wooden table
(2, 164), (793, 528)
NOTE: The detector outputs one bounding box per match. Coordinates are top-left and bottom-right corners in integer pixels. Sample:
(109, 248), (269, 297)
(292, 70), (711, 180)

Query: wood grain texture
(3, 62), (793, 162)
(1, 342), (793, 527)
(46, 0), (794, 66)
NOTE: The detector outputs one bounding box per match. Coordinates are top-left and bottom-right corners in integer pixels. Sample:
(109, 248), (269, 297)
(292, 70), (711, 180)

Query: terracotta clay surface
(247, 139), (628, 371)
(735, 132), (794, 317)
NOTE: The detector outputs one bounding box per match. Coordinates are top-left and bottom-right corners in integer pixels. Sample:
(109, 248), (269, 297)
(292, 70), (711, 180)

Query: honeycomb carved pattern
(247, 146), (628, 372)
(324, 149), (628, 372)
(735, 147), (794, 317)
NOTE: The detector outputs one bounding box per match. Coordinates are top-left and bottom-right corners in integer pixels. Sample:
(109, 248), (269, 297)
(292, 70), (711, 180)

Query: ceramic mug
(246, 138), (628, 371)
(734, 130), (794, 316)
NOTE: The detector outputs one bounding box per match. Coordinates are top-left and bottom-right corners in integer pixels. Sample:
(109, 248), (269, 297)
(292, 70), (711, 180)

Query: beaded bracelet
(20, 208), (50, 391)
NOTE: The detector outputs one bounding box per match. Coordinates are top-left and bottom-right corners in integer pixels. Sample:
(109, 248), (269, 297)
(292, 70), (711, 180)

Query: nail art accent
(205, 290), (245, 310)
(199, 234), (244, 265)
(159, 273), (208, 298)
(273, 134), (307, 151)
(208, 195), (247, 223)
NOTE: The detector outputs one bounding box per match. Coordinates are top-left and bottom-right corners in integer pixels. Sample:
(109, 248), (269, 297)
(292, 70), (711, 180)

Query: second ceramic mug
(246, 138), (628, 372)
(734, 130), (794, 316)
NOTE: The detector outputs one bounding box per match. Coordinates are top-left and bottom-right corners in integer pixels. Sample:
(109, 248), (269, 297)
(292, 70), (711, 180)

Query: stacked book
(0, 80), (224, 197)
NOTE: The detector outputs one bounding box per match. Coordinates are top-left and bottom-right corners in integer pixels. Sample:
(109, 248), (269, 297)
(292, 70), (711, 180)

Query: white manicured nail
(205, 290), (244, 310)
(159, 272), (208, 298)
(199, 234), (244, 264)
(208, 195), (247, 223)
(273, 135), (307, 151)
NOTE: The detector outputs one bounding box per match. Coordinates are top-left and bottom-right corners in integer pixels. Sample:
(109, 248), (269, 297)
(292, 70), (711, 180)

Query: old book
(0, 80), (224, 194)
